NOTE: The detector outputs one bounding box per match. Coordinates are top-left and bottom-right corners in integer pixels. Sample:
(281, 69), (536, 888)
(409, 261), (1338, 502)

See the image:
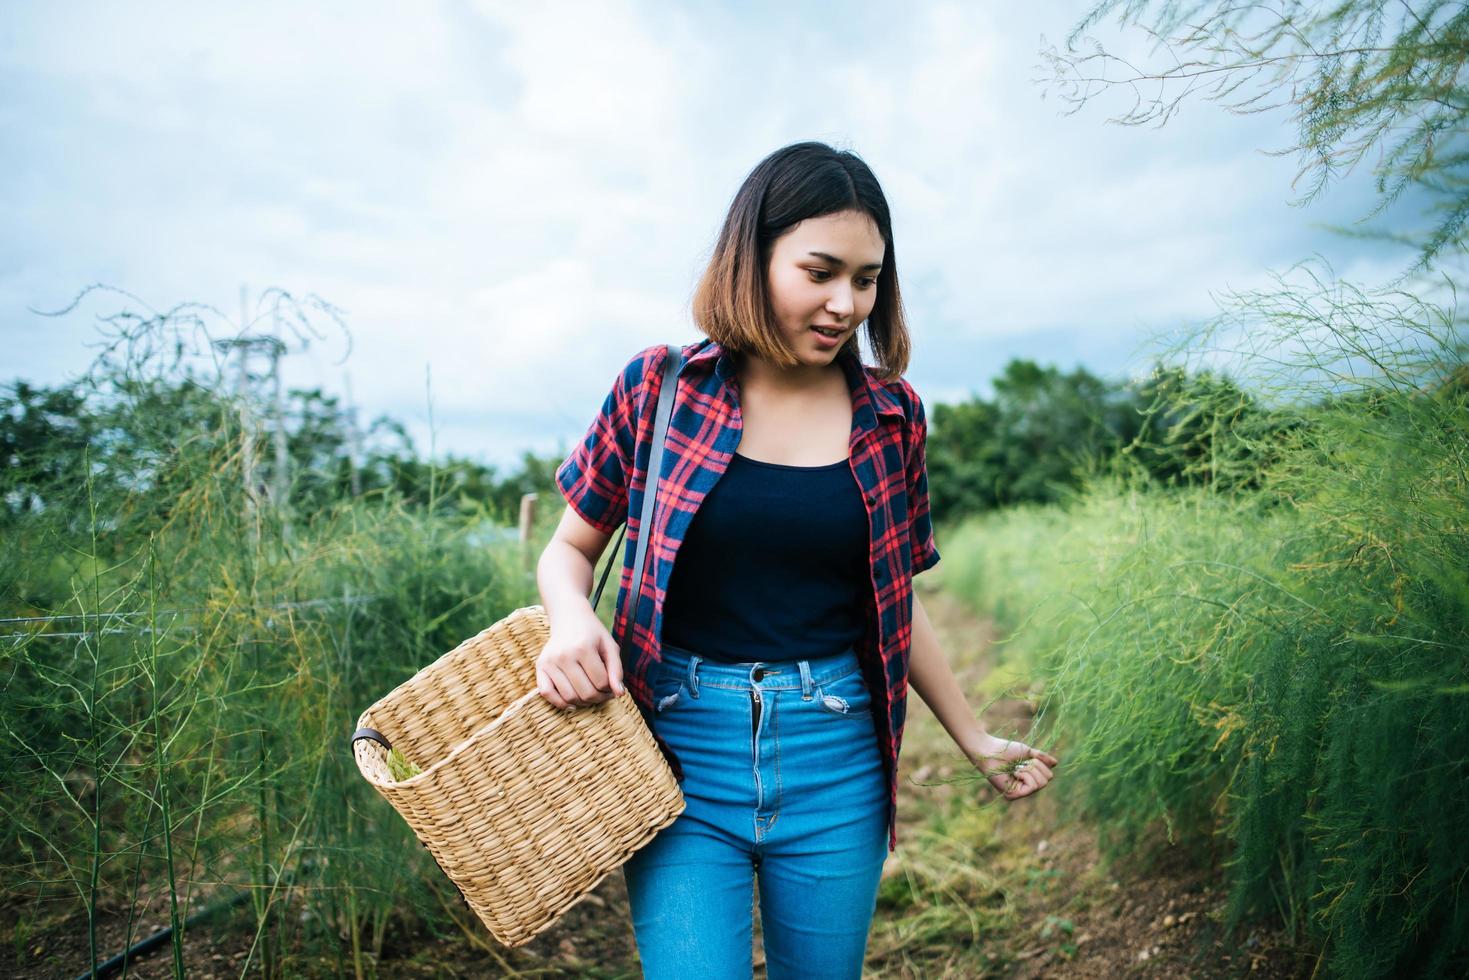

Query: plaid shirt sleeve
(554, 354), (646, 534)
(906, 388), (941, 574)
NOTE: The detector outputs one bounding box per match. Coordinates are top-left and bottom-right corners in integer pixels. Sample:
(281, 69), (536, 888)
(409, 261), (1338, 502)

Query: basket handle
(351, 727), (392, 751)
(591, 342), (684, 615)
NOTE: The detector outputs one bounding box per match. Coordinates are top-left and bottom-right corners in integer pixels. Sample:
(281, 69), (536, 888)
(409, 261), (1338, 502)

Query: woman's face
(764, 209), (885, 369)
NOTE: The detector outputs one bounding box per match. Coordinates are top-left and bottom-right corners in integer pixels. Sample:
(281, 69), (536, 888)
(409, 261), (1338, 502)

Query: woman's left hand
(966, 734), (1059, 801)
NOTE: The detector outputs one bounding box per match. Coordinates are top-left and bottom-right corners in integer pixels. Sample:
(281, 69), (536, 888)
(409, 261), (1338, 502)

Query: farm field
(3, 582), (1310, 979)
(4, 280), (1466, 979)
(4, 3), (1467, 976)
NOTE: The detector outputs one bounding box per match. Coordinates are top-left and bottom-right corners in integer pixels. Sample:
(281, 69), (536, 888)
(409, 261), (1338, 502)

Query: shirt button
(865, 494), (877, 506)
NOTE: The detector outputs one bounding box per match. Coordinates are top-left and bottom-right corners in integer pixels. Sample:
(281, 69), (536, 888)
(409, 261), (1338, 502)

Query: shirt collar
(680, 338), (906, 429)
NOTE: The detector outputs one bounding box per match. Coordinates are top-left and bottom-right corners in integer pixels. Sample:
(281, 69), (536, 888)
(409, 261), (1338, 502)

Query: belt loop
(798, 660), (814, 700)
(687, 655), (701, 697)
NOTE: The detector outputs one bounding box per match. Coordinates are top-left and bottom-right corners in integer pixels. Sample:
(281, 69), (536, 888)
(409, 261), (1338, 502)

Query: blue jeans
(622, 642), (890, 979)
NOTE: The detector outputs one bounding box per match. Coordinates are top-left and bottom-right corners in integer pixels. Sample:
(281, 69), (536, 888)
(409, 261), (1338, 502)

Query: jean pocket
(815, 671), (873, 719)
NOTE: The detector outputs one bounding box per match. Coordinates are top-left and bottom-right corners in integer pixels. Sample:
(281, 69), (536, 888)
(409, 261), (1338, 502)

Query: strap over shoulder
(590, 343), (684, 612)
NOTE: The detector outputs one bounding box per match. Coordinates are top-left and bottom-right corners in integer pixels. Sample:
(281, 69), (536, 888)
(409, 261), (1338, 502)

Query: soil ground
(5, 584), (1315, 978)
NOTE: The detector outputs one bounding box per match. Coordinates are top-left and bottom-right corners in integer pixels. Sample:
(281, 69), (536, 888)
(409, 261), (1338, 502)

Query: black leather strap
(352, 727), (392, 751)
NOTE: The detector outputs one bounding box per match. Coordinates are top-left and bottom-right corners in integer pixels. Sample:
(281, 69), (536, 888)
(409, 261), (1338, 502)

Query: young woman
(536, 142), (1058, 979)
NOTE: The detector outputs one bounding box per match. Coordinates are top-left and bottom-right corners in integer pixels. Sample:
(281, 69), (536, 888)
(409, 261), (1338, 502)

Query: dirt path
(882, 583), (1308, 979)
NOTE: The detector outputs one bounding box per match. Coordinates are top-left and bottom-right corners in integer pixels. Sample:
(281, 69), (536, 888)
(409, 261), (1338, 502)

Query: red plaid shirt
(555, 337), (940, 852)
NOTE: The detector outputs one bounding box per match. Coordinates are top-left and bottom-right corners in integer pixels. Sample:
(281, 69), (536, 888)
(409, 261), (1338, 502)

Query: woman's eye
(807, 269), (877, 288)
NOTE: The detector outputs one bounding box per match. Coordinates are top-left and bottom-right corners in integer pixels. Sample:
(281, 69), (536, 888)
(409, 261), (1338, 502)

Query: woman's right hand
(536, 608), (624, 709)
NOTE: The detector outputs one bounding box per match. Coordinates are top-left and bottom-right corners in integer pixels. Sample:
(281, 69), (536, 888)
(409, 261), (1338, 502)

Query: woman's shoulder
(602, 343), (663, 391)
(619, 338), (710, 387)
(604, 340), (702, 414)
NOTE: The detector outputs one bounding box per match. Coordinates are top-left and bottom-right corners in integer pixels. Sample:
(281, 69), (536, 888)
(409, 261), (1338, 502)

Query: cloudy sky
(1, 0), (1411, 467)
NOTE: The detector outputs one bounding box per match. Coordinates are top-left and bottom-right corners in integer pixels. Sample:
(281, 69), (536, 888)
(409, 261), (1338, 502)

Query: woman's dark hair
(691, 141), (911, 381)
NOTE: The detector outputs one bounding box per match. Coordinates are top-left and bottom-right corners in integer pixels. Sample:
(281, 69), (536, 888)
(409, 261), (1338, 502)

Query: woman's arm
(907, 591), (1059, 797)
(907, 591), (998, 764)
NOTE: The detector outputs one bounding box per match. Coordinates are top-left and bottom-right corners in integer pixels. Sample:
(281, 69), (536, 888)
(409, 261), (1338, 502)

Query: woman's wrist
(960, 731), (1010, 770)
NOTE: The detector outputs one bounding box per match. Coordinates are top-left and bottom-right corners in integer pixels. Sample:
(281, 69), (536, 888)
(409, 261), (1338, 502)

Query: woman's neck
(738, 349), (848, 398)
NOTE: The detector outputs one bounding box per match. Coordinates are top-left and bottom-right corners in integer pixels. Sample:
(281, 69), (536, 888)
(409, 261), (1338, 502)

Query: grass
(0, 308), (560, 977)
(929, 289), (1469, 976)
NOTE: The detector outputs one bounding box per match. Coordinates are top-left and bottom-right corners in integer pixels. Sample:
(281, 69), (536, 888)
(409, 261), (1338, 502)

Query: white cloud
(0, 0), (1414, 466)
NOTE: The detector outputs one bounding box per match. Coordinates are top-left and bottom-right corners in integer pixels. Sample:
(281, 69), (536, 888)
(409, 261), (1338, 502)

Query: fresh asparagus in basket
(387, 746), (422, 781)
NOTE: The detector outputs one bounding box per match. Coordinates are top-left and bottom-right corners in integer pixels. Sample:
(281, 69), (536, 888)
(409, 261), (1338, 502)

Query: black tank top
(660, 451), (869, 663)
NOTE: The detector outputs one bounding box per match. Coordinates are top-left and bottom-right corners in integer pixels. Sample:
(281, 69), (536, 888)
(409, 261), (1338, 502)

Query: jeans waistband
(658, 642), (863, 692)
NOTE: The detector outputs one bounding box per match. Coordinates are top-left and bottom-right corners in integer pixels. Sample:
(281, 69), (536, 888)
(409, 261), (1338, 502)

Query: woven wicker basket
(351, 603), (685, 947)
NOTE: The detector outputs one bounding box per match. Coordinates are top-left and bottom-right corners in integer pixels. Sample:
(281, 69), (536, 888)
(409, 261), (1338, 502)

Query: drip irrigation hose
(74, 858), (316, 980)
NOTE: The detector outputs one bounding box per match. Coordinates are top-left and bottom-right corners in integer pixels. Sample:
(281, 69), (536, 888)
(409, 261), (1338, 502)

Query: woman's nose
(826, 283), (854, 317)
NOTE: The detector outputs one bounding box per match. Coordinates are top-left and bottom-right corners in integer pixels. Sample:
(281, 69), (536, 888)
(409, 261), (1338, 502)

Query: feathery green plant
(0, 296), (544, 976)
(943, 280), (1467, 975)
